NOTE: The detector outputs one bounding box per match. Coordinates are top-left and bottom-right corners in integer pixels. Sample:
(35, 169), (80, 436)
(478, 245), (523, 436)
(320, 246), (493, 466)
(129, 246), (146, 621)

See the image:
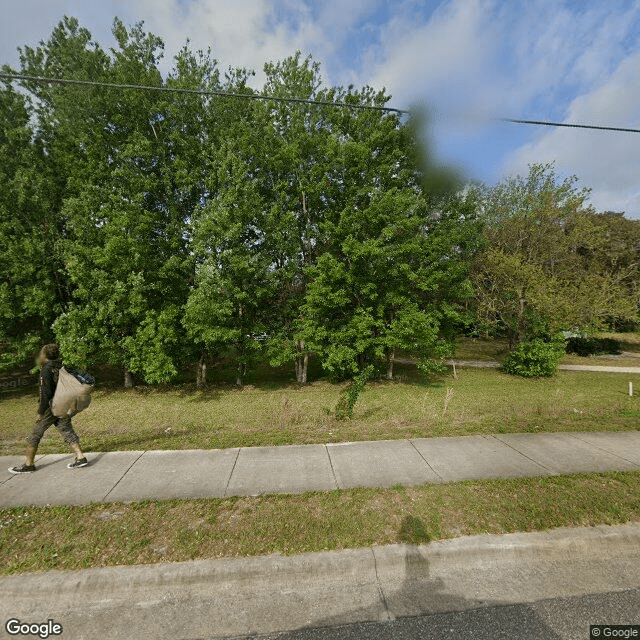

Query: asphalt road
(239, 588), (640, 640)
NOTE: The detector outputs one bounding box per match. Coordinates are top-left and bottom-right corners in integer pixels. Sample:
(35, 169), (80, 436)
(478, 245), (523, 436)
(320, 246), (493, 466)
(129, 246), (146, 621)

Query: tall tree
(471, 163), (638, 343)
(183, 66), (271, 387)
(259, 54), (338, 384)
(0, 16), (107, 370)
(0, 79), (59, 369)
(53, 19), (193, 385)
(298, 104), (481, 380)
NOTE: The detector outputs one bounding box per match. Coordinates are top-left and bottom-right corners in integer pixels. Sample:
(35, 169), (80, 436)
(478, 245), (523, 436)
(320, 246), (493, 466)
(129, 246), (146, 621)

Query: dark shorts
(26, 409), (80, 447)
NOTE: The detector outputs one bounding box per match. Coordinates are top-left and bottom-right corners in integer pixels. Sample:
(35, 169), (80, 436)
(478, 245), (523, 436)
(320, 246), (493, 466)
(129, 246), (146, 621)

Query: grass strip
(1, 470), (638, 575)
(2, 368), (639, 454)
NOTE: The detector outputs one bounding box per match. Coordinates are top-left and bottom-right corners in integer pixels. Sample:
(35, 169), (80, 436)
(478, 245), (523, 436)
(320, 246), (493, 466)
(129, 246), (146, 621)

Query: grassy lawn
(1, 366), (638, 454)
(1, 470), (638, 575)
(452, 337), (509, 361)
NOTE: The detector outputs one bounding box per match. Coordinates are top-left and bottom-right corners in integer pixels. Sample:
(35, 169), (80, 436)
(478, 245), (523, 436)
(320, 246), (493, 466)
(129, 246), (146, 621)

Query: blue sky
(2, 0), (640, 217)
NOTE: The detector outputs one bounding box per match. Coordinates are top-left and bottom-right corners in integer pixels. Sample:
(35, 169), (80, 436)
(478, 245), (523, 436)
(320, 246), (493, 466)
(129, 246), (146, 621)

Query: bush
(335, 365), (375, 420)
(502, 338), (566, 378)
(566, 337), (621, 357)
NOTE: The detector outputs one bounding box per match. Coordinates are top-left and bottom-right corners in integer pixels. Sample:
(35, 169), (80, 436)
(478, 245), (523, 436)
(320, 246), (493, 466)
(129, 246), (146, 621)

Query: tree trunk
(516, 288), (526, 344)
(295, 340), (308, 384)
(124, 368), (134, 388)
(196, 353), (207, 389)
(386, 349), (395, 380)
(236, 362), (246, 388)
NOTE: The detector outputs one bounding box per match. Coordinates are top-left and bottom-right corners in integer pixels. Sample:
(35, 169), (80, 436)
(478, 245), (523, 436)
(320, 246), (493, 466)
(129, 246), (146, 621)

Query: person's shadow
(251, 516), (564, 640)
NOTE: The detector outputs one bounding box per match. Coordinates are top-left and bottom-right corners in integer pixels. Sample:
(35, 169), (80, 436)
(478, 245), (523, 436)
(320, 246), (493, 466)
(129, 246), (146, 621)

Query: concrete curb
(2, 522), (639, 639)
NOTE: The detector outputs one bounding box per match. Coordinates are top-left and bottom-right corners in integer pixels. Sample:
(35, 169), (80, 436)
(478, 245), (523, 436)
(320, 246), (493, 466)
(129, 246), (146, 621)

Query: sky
(2, 0), (640, 217)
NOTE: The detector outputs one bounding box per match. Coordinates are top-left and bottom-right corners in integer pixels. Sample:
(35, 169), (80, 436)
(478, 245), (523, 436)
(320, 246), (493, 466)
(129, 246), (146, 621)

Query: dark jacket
(38, 358), (63, 415)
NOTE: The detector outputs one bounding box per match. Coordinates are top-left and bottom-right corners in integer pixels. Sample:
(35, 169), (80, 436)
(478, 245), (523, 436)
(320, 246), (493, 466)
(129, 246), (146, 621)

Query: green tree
(299, 105), (481, 380)
(259, 54), (339, 384)
(184, 68), (273, 387)
(589, 211), (640, 328)
(471, 163), (637, 344)
(0, 16), (105, 370)
(52, 19), (194, 385)
(185, 146), (274, 387)
(0, 79), (60, 369)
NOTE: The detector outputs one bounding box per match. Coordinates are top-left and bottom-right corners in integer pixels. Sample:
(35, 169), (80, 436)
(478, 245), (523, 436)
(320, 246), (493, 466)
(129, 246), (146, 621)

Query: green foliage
(502, 338), (566, 378)
(0, 76), (67, 370)
(566, 337), (621, 357)
(300, 160), (481, 379)
(34, 18), (196, 383)
(472, 164), (639, 343)
(335, 364), (375, 420)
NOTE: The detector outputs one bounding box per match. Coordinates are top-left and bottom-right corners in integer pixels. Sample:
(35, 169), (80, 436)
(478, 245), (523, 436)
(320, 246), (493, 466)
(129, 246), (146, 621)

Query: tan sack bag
(51, 367), (95, 417)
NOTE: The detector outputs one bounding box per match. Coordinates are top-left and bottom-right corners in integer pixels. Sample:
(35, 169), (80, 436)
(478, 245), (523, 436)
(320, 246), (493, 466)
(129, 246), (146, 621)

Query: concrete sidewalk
(2, 430), (639, 507)
(395, 356), (640, 374)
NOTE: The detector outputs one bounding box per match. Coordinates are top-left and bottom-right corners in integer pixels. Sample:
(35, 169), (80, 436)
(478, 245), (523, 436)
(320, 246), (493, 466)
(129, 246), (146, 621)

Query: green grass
(453, 337), (509, 361)
(1, 366), (638, 454)
(1, 471), (638, 575)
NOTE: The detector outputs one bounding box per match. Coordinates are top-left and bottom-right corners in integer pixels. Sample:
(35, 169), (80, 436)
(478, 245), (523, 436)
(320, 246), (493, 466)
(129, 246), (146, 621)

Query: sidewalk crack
(567, 433), (640, 467)
(102, 451), (146, 502)
(223, 448), (241, 498)
(409, 440), (443, 482)
(325, 444), (339, 490)
(488, 434), (554, 472)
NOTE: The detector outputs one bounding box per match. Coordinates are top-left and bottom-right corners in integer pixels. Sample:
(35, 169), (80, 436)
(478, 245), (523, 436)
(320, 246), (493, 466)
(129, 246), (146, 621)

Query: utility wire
(0, 72), (408, 115)
(499, 117), (640, 134)
(2, 73), (640, 133)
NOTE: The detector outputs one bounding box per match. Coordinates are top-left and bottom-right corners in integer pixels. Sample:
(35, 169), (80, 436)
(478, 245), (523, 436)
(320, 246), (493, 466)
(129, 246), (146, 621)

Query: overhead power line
(0, 72), (409, 115)
(2, 73), (640, 133)
(499, 117), (640, 134)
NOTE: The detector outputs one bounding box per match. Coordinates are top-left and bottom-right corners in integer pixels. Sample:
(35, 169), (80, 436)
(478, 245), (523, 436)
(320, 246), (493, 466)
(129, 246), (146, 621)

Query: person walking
(8, 343), (88, 474)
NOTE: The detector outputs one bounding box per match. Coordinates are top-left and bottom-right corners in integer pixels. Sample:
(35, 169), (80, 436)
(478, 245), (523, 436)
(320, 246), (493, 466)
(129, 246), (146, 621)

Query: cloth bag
(51, 367), (95, 417)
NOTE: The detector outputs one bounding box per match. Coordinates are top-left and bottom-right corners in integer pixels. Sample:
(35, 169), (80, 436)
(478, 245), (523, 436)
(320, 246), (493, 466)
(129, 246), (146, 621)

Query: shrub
(566, 337), (621, 357)
(335, 365), (375, 420)
(502, 338), (566, 378)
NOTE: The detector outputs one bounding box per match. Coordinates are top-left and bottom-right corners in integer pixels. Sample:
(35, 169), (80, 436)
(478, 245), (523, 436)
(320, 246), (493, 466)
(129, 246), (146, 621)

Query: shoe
(8, 464), (36, 474)
(67, 457), (89, 469)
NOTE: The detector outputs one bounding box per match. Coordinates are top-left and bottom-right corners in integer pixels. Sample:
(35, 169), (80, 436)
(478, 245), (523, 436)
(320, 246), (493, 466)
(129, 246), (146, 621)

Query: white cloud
(356, 0), (640, 216)
(363, 0), (498, 113)
(116, 0), (379, 85)
(116, 0), (295, 79)
(503, 51), (640, 217)
(364, 0), (640, 117)
(0, 0), (69, 66)
(2, 0), (640, 216)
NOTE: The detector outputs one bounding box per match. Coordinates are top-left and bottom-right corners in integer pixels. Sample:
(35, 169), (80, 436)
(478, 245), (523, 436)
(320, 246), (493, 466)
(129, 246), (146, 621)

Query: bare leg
(70, 442), (85, 460)
(25, 445), (37, 467)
